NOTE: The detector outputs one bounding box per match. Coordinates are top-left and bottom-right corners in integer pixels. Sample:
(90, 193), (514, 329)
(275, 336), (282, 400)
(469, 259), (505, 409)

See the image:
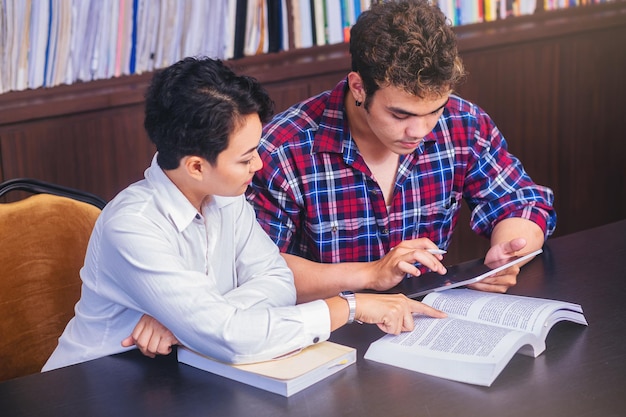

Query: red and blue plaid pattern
(247, 79), (556, 266)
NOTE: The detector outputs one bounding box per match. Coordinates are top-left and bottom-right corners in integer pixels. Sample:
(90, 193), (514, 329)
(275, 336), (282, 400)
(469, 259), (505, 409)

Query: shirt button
(313, 337), (320, 344)
(381, 228), (389, 235)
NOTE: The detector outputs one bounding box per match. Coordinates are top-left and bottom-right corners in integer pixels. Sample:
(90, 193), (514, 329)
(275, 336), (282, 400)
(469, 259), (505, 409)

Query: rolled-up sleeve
(462, 109), (557, 239)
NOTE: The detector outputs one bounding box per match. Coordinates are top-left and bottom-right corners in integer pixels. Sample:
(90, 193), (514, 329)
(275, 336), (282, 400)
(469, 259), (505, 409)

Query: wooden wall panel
(449, 37), (564, 260)
(455, 21), (626, 242)
(232, 43), (351, 112)
(554, 27), (626, 234)
(0, 105), (154, 201)
(263, 80), (311, 114)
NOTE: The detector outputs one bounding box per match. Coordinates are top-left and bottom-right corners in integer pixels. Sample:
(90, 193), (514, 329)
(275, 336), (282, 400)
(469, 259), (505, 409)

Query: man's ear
(182, 156), (206, 181)
(347, 71), (365, 103)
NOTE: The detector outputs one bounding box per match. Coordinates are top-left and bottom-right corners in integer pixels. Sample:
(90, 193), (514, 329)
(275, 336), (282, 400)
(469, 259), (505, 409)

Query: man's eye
(243, 154), (257, 164)
(391, 113), (408, 120)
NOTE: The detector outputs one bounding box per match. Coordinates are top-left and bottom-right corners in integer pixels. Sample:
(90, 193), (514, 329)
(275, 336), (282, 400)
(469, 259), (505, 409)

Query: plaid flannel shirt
(247, 79), (556, 266)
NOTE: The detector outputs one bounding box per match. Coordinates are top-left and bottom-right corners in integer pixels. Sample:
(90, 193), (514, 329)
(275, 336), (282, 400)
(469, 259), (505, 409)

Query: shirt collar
(144, 154), (202, 233)
(312, 79), (351, 155)
(144, 154), (239, 233)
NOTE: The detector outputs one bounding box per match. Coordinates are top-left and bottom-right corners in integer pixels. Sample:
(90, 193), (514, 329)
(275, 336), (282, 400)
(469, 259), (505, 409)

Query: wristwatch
(339, 291), (357, 324)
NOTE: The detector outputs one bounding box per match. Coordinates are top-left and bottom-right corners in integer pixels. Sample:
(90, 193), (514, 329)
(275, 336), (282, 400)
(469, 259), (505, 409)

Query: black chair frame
(0, 178), (107, 210)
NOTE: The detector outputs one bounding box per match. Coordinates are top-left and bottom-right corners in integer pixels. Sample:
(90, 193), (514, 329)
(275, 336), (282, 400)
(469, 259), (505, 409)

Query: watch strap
(339, 291), (357, 324)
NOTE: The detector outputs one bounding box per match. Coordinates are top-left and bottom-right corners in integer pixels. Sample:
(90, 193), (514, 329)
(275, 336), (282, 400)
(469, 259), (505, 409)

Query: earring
(355, 100), (362, 107)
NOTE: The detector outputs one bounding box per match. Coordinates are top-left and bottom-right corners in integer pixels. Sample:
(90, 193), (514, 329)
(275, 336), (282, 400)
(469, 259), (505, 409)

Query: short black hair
(144, 57), (274, 169)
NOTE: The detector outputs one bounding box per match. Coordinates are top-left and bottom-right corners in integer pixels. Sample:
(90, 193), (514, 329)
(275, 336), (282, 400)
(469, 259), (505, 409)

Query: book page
(423, 289), (585, 337)
(53, 0), (72, 85)
(391, 316), (535, 360)
(364, 315), (538, 386)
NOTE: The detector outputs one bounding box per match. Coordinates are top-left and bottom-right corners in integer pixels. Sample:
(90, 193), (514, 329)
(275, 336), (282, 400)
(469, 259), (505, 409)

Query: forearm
(491, 217), (545, 264)
(282, 253), (373, 303)
(491, 217), (544, 247)
(325, 296), (351, 331)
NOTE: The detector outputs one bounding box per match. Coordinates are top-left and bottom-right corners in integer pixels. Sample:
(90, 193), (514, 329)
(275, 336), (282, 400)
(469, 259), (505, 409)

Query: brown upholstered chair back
(0, 193), (101, 381)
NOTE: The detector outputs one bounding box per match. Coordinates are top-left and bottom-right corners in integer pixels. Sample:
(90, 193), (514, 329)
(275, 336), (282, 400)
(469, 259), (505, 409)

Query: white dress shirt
(43, 156), (330, 371)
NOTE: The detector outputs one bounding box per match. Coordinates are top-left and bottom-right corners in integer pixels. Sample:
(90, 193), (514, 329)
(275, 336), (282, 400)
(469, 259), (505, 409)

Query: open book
(178, 341), (356, 397)
(364, 289), (587, 386)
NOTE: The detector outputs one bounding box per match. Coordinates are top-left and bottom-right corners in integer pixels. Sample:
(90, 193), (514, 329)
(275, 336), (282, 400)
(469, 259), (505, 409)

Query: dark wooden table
(2, 220), (625, 417)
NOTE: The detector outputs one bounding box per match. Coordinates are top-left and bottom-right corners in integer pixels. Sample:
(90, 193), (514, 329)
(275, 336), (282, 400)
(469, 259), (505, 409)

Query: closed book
(178, 341), (356, 397)
(233, 0), (248, 59)
(267, 0), (282, 53)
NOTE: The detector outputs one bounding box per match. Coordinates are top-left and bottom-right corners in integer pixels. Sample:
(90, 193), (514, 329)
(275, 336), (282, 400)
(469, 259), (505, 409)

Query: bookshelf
(0, 0), (606, 95)
(0, 2), (624, 263)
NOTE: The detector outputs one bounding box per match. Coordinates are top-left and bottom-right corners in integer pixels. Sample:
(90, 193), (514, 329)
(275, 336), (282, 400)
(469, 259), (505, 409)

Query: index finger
(408, 298), (447, 318)
(392, 237), (439, 251)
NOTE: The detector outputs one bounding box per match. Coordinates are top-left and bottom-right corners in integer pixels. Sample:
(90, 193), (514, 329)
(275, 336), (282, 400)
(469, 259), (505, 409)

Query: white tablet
(387, 248), (543, 299)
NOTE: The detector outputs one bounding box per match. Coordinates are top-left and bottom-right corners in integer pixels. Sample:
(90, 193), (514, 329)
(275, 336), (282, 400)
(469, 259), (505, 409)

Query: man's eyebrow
(240, 145), (258, 157)
(390, 98), (450, 117)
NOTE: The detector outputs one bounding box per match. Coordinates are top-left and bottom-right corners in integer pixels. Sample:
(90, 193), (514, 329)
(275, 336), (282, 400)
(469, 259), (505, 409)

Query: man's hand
(469, 237), (528, 293)
(354, 293), (447, 335)
(367, 238), (447, 291)
(121, 314), (179, 358)
(469, 217), (545, 293)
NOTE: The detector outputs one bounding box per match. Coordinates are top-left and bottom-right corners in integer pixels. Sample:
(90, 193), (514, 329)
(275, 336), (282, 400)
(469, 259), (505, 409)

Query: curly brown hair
(350, 0), (466, 105)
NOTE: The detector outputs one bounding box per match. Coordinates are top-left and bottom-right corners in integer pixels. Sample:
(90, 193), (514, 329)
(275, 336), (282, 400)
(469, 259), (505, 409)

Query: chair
(0, 178), (107, 209)
(0, 178), (106, 381)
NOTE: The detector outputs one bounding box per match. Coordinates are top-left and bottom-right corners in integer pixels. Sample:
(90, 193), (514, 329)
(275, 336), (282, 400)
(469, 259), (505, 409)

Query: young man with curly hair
(247, 0), (556, 303)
